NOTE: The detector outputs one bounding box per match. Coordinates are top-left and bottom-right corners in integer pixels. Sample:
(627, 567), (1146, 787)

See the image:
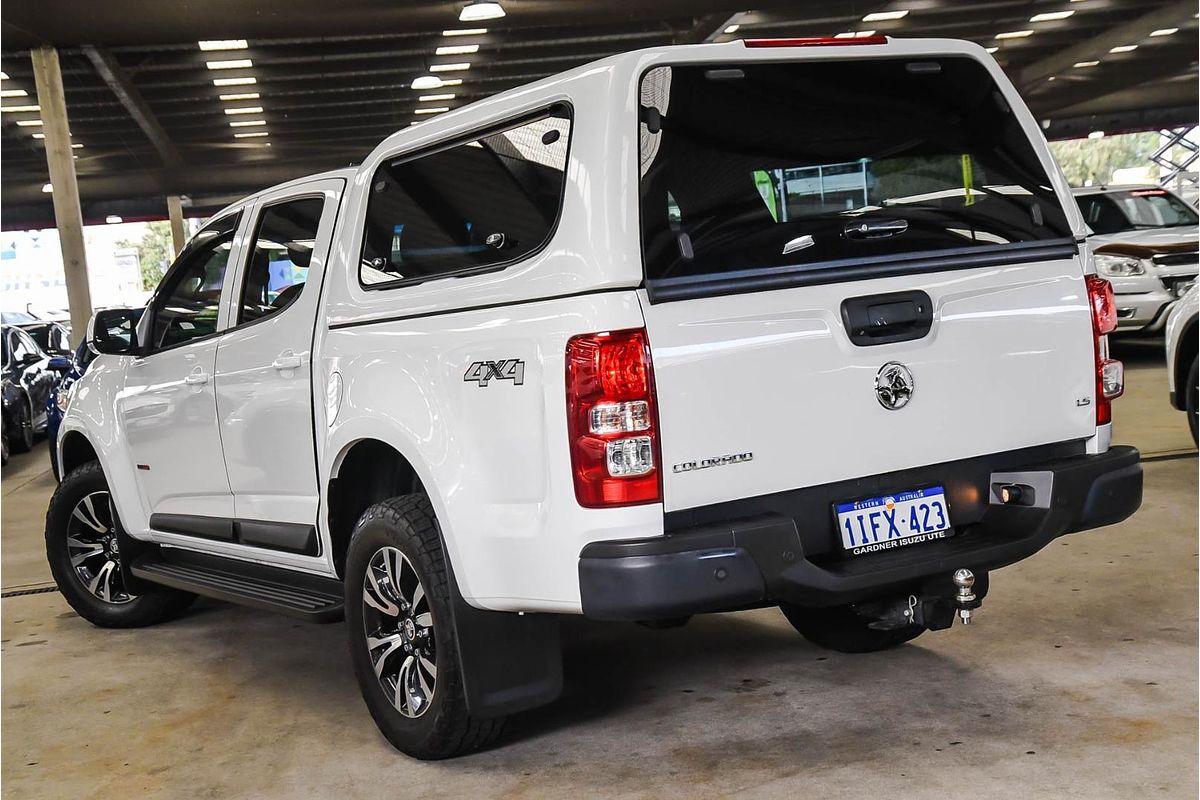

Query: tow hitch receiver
(862, 568), (985, 631)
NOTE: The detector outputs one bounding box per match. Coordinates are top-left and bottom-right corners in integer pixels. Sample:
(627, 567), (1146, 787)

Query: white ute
(47, 36), (1143, 759)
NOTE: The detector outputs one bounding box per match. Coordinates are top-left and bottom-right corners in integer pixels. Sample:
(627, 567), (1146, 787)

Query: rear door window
(639, 57), (1072, 284)
(360, 106), (571, 287)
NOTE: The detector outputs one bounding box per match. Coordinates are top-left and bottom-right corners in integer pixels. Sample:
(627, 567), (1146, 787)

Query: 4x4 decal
(464, 359), (525, 387)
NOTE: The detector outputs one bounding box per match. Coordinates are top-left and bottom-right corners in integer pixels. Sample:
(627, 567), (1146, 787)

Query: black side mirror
(90, 308), (143, 356)
(48, 355), (72, 372)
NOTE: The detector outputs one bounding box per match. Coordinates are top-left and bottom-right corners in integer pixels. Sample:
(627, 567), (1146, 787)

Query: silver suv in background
(1072, 185), (1199, 334)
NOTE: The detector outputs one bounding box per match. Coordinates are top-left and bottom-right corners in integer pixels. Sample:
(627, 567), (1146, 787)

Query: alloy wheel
(362, 546), (437, 718)
(66, 491), (135, 605)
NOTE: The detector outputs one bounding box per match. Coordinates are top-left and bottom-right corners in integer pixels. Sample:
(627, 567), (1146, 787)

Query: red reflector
(743, 36), (888, 47)
(1086, 275), (1117, 336)
(566, 329), (662, 508)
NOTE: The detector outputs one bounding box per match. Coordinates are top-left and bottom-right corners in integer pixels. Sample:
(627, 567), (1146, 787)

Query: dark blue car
(47, 338), (97, 480)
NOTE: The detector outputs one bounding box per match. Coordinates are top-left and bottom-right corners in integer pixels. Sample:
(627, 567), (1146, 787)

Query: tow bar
(864, 568), (985, 631)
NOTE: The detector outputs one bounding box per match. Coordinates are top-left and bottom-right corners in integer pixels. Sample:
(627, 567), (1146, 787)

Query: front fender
(57, 355), (149, 538)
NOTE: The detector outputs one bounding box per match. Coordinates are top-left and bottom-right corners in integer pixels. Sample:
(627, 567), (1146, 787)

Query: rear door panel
(643, 257), (1096, 513)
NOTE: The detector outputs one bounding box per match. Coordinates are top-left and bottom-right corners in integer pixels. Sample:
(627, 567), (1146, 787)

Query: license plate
(836, 486), (950, 556)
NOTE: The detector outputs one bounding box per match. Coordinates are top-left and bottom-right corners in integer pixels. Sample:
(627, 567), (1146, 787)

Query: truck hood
(1087, 226), (1200, 257)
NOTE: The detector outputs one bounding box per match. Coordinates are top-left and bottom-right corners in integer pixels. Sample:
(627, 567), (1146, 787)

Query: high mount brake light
(1086, 275), (1123, 425)
(565, 329), (662, 507)
(743, 37), (889, 47)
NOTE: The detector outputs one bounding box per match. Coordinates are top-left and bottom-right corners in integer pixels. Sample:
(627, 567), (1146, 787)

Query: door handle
(183, 371), (210, 386)
(272, 353), (302, 372)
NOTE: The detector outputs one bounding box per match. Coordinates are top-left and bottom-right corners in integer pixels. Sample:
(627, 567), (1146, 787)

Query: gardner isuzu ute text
(47, 36), (1142, 759)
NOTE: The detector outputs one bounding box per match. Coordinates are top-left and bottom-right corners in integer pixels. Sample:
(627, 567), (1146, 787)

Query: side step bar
(130, 549), (344, 623)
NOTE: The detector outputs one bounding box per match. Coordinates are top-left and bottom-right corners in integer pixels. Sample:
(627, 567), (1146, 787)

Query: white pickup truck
(47, 37), (1143, 759)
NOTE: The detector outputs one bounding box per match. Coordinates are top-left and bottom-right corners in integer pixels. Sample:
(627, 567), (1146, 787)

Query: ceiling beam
(80, 45), (183, 171)
(1018, 0), (1196, 87)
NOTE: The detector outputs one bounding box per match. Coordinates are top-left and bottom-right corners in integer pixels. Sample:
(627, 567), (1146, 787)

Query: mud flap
(445, 562), (563, 719)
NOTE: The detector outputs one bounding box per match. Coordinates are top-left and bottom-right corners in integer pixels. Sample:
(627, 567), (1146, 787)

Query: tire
(9, 396), (34, 453)
(1186, 357), (1198, 446)
(45, 461), (195, 628)
(779, 602), (925, 653)
(345, 494), (505, 759)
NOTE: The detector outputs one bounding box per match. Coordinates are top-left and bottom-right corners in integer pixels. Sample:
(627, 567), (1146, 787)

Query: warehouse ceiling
(2, 0), (1197, 229)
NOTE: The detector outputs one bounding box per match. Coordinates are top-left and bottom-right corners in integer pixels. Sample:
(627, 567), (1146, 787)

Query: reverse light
(566, 329), (662, 507)
(1087, 275), (1123, 425)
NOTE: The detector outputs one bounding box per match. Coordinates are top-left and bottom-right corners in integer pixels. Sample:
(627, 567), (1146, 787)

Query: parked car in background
(1, 325), (61, 454)
(2, 310), (40, 326)
(1165, 283), (1198, 444)
(1072, 185), (1199, 334)
(17, 320), (73, 356)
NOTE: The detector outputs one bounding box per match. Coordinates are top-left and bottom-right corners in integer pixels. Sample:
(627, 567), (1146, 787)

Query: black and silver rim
(66, 491), (135, 605)
(362, 546), (436, 719)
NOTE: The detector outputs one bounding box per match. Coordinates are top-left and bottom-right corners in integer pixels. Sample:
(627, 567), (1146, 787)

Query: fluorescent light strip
(0, 89), (27, 97)
(224, 106), (264, 115)
(1030, 10), (1074, 21)
(1150, 27), (1178, 36)
(435, 44), (479, 56)
(863, 9), (908, 22)
(1, 104), (39, 113)
(442, 28), (487, 36)
(198, 39), (248, 51)
(206, 59), (253, 70)
(439, 78), (463, 86)
(0, 71), (8, 79)
(430, 63), (471, 72)
(219, 92), (260, 101)
(214, 76), (257, 86)
(16, 119), (42, 126)
(415, 106), (449, 114)
(1109, 44), (1137, 52)
(234, 131), (269, 137)
(419, 93), (455, 102)
(724, 24), (740, 34)
(1074, 60), (1099, 67)
(995, 30), (1033, 39)
(985, 46), (999, 53)
(229, 119), (267, 127)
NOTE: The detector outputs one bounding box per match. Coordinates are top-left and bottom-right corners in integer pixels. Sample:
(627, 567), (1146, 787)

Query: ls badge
(464, 359), (525, 387)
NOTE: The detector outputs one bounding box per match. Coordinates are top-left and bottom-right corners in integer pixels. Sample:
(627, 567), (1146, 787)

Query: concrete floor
(2, 342), (1196, 799)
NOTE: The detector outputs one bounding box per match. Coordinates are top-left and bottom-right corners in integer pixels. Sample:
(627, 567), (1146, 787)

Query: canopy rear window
(639, 57), (1073, 288)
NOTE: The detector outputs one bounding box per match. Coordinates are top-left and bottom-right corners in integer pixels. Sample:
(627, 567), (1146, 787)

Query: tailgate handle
(840, 290), (933, 347)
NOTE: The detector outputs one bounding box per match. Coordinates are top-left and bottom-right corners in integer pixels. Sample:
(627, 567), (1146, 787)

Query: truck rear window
(639, 57), (1072, 285)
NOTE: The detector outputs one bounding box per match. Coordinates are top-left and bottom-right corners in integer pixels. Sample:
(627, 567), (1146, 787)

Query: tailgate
(642, 262), (1096, 511)
(634, 50), (1096, 513)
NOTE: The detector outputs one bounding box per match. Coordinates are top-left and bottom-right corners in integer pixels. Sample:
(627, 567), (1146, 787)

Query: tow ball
(953, 568), (980, 625)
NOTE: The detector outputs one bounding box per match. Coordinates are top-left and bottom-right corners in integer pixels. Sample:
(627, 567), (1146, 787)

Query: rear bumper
(578, 445), (1142, 621)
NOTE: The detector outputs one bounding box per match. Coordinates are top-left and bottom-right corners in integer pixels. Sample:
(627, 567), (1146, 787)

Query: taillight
(565, 329), (662, 507)
(1087, 275), (1123, 425)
